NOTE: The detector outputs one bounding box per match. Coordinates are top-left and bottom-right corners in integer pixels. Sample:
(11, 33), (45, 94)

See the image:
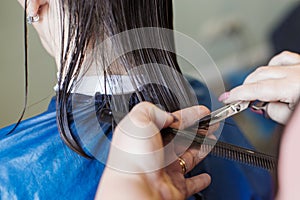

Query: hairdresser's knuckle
(254, 66), (269, 74)
(279, 51), (300, 61)
(134, 102), (154, 110)
(131, 102), (153, 115)
(272, 51), (293, 63)
(189, 106), (209, 120)
(243, 67), (268, 84)
(196, 105), (210, 116)
(243, 76), (253, 84)
(279, 50), (293, 57)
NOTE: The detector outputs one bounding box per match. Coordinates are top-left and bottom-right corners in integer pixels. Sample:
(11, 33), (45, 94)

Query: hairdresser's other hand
(219, 51), (300, 124)
(96, 102), (211, 200)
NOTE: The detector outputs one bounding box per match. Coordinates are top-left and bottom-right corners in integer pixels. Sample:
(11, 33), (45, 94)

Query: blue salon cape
(0, 78), (273, 200)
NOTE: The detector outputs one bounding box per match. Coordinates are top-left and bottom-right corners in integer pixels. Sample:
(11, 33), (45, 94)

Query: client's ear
(17, 0), (57, 59)
(18, 0), (48, 17)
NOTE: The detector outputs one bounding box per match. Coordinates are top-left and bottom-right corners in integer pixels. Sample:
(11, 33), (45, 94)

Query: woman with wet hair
(0, 0), (272, 199)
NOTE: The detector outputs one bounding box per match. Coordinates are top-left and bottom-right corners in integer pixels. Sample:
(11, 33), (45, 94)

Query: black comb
(98, 108), (277, 172)
(162, 127), (277, 172)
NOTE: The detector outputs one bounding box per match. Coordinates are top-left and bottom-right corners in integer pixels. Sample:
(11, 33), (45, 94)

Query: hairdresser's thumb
(119, 102), (175, 141)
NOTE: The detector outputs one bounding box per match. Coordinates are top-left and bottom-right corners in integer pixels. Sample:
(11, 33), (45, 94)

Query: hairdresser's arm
(95, 102), (211, 200)
(219, 51), (300, 124)
(276, 103), (300, 200)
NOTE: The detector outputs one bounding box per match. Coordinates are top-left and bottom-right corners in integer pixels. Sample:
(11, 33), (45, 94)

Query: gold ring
(178, 157), (187, 174)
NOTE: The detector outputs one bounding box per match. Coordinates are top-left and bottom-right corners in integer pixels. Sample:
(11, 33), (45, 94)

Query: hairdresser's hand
(219, 51), (300, 124)
(96, 102), (212, 200)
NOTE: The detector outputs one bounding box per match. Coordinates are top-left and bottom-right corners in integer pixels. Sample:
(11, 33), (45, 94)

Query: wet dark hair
(12, 0), (199, 158)
(7, 0), (30, 135)
(55, 0), (194, 158)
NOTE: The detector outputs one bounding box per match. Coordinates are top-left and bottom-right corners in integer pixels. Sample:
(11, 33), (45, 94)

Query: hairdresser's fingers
(194, 125), (218, 140)
(170, 106), (216, 157)
(114, 102), (174, 153)
(268, 51), (300, 66)
(128, 102), (175, 131)
(185, 174), (211, 197)
(221, 79), (293, 104)
(171, 140), (214, 176)
(171, 105), (218, 136)
(170, 106), (210, 130)
(243, 66), (288, 84)
(173, 133), (216, 163)
(165, 163), (210, 198)
(242, 52), (300, 85)
(159, 178), (184, 200)
(206, 123), (219, 136)
(267, 102), (293, 124)
(180, 148), (208, 173)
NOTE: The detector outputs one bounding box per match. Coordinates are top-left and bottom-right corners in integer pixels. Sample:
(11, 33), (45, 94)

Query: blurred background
(1, 0), (300, 154)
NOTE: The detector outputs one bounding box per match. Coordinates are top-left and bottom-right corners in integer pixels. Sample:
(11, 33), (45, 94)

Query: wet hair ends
(56, 0), (196, 157)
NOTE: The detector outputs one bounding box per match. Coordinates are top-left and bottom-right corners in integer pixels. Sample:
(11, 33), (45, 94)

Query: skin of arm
(276, 102), (300, 200)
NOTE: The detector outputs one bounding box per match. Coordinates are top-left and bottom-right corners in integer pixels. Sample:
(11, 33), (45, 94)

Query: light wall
(173, 0), (299, 88)
(0, 1), (56, 128)
(0, 1), (298, 127)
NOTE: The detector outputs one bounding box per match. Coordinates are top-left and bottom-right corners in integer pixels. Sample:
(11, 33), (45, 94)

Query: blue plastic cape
(0, 78), (273, 200)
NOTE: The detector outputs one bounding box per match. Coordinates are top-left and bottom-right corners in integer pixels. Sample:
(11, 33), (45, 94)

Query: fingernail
(250, 108), (264, 115)
(218, 92), (230, 102)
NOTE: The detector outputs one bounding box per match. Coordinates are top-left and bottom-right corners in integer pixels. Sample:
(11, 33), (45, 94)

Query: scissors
(99, 100), (268, 128)
(197, 101), (269, 127)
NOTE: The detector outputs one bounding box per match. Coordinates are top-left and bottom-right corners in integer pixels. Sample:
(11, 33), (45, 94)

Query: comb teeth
(164, 128), (277, 172)
(209, 143), (277, 171)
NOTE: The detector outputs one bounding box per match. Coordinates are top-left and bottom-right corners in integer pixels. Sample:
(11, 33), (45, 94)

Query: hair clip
(27, 15), (40, 24)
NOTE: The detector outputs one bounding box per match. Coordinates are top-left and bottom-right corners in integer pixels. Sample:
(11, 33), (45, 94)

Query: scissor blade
(198, 101), (250, 127)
